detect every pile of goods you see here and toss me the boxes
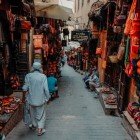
[99,86,117,105]
[100,87,110,93]
[0,97,21,131]
[10,75,20,90]
[104,94,117,105]
[47,61,58,75]
[127,102,140,128]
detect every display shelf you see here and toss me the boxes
[0,104,23,136]
[122,111,140,140]
[96,87,117,115]
[0,92,23,136]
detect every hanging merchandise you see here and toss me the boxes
[131,36,140,54]
[10,74,20,90]
[130,12,140,35]
[117,42,125,60]
[21,20,31,30]
[115,2,128,24]
[102,60,107,69]
[113,26,122,33]
[137,60,140,67]
[125,63,134,77]
[33,35,43,49]
[124,37,134,77]
[136,59,140,75]
[124,0,137,35]
[109,53,118,63]
[40,24,51,35]
[21,33,28,40]
[20,40,27,53]
[96,47,102,55]
[22,2,31,16]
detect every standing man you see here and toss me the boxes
[22,62,50,136]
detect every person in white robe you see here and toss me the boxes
[22,62,50,136]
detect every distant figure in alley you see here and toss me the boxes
[22,62,50,136]
[47,73,59,100]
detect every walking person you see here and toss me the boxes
[22,62,50,136]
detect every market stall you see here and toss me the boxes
[0,0,35,136]
[89,0,140,138]
[33,17,63,77]
[0,95,22,136]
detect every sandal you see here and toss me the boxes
[37,129,46,136]
[29,124,36,130]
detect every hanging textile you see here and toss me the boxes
[124,0,137,35]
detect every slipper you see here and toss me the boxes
[29,124,36,130]
[37,129,46,136]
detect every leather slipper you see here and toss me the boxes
[37,129,46,136]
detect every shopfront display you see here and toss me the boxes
[0,0,35,136]
[34,18,63,77]
[88,0,140,138]
[0,94,23,136]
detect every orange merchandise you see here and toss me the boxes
[33,35,43,48]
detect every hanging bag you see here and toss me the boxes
[109,53,118,63]
[130,12,140,35]
[117,43,125,60]
[21,20,32,30]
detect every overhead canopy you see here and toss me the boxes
[36,4,73,20]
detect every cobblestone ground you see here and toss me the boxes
[6,65,132,140]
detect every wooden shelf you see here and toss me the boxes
[123,111,140,131]
[122,111,140,140]
[0,104,23,136]
[96,87,117,115]
[0,92,23,136]
[101,94,117,109]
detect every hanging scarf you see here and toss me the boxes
[124,0,137,35]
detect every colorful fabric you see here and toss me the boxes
[124,0,137,35]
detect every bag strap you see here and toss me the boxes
[124,37,130,66]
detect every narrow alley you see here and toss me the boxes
[6,65,131,140]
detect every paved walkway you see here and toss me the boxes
[7,65,131,140]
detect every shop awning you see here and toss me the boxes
[36,4,73,20]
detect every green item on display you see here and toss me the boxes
[124,37,130,65]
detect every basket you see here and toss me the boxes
[109,53,118,63]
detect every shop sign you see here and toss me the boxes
[71,30,90,42]
[33,35,43,49]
